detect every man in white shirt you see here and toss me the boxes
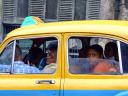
[42,41,57,73]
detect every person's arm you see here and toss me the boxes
[93,61,110,73]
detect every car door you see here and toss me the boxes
[0,34,62,96]
[64,33,128,96]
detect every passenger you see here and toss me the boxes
[14,45,41,73]
[87,44,103,65]
[104,42,119,71]
[41,41,57,73]
[69,57,90,74]
[104,42,118,61]
[23,47,44,67]
[87,44,117,74]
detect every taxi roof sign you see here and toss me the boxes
[21,16,44,27]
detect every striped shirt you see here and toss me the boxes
[0,61,41,74]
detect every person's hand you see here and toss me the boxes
[109,67,117,72]
[27,60,35,66]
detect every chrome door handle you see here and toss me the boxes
[35,80,55,84]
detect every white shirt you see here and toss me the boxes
[42,63,56,73]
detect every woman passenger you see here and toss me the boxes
[87,44,117,74]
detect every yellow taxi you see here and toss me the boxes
[0,16,128,96]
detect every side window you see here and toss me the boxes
[0,42,14,73]
[68,37,120,75]
[13,37,58,74]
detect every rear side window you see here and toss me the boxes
[68,37,120,75]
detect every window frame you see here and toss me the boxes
[117,41,123,74]
[11,40,16,74]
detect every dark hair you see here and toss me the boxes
[88,44,103,57]
[28,47,44,66]
[105,42,117,52]
[105,42,118,61]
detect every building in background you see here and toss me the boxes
[0,0,2,42]
[0,0,128,42]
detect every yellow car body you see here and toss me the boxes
[0,20,128,96]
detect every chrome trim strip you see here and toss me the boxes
[117,41,123,74]
[11,40,16,73]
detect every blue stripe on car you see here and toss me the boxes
[0,90,128,96]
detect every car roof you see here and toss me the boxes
[3,20,128,44]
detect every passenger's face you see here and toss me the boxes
[105,46,113,57]
[87,49,101,59]
[87,49,101,64]
[46,50,57,64]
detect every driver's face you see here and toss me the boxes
[46,50,57,64]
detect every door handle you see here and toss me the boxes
[35,80,55,84]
